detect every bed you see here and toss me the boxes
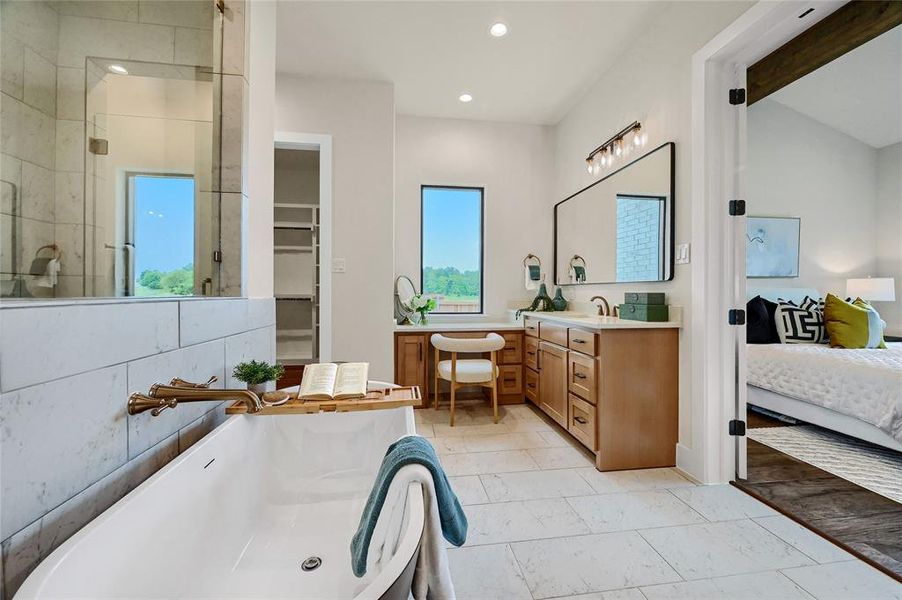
[745,287,902,452]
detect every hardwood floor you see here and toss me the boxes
[735,410,902,581]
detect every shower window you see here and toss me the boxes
[128,175,196,297]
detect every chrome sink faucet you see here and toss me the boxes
[590,295,611,316]
[128,376,263,416]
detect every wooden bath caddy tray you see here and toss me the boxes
[225,386,422,415]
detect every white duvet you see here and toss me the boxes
[747,343,902,442]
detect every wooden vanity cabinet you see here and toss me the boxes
[525,317,679,472]
[393,329,525,407]
[538,341,568,427]
[395,334,428,404]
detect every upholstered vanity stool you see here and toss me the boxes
[430,333,506,426]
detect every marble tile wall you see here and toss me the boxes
[0,0,59,299]
[0,297,275,598]
[1,0,247,299]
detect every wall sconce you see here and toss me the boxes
[585,121,645,175]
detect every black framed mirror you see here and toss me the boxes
[554,142,675,286]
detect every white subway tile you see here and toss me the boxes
[57,16,174,69]
[126,339,225,459]
[22,48,56,117]
[0,96,56,170]
[139,0,213,30]
[56,67,85,121]
[0,301,179,391]
[0,365,128,540]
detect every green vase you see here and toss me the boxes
[552,287,568,311]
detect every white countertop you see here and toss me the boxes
[394,310,680,332]
[395,320,524,332]
[520,311,681,329]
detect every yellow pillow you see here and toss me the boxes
[823,293,886,349]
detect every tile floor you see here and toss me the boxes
[415,402,902,600]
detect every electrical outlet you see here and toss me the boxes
[332,258,346,273]
[675,243,691,265]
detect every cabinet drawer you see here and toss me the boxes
[524,317,540,338]
[524,335,540,371]
[498,365,522,395]
[524,367,539,402]
[539,321,568,346]
[568,351,597,404]
[568,328,598,356]
[568,394,597,451]
[500,332,523,364]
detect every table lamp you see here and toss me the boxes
[846,277,896,302]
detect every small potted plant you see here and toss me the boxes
[232,360,284,395]
[410,294,436,325]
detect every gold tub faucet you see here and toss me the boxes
[128,376,264,416]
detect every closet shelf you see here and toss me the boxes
[276,294,315,300]
[274,202,318,209]
[278,328,313,339]
[275,245,314,253]
[274,221,315,230]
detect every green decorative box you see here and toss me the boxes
[619,303,670,322]
[623,292,666,305]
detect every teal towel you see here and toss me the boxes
[350,435,467,577]
[527,264,541,281]
[572,265,586,282]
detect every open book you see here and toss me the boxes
[297,362,369,401]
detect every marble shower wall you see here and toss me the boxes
[0,1,59,298]
[0,297,275,598]
[0,0,248,298]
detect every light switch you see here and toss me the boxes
[332,258,347,273]
[676,243,690,265]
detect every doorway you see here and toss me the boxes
[694,0,902,582]
[272,132,333,386]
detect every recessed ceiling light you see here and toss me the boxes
[489,22,508,37]
[108,64,128,75]
[459,93,473,103]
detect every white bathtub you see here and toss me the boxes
[16,408,424,599]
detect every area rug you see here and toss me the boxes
[748,425,902,504]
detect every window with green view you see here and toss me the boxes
[421,186,483,313]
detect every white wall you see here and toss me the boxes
[876,141,902,334]
[395,115,555,315]
[552,1,751,479]
[274,76,395,379]
[245,0,276,299]
[748,99,878,296]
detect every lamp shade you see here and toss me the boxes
[846,277,896,301]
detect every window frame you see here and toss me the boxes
[419,185,485,315]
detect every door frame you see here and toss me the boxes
[273,131,333,363]
[689,0,845,484]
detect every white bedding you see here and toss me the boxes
[746,343,902,442]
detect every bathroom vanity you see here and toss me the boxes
[393,313,680,471]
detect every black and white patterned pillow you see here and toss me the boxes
[775,299,826,344]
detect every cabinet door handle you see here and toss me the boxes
[574,416,588,425]
[526,383,535,389]
[572,338,586,344]
[526,351,536,356]
[574,372,587,380]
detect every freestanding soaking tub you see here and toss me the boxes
[16,407,424,599]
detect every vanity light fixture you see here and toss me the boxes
[108,64,129,75]
[489,22,508,37]
[585,121,644,175]
[459,93,473,103]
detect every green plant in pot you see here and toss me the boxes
[233,360,284,395]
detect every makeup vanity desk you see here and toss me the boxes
[393,312,681,471]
